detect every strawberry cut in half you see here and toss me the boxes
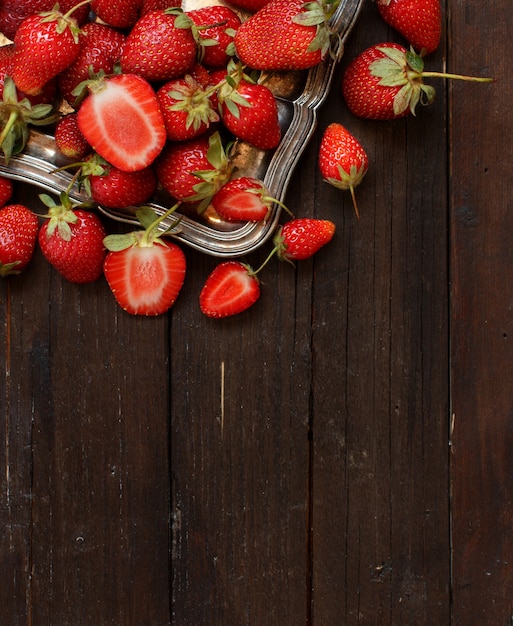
[77,73,167,172]
[199,260,260,319]
[103,205,186,316]
[211,176,278,222]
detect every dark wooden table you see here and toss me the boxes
[1,1,510,624]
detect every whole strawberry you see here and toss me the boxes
[58,21,127,106]
[188,5,241,69]
[80,154,158,209]
[234,0,338,70]
[318,123,368,218]
[120,9,197,83]
[342,43,493,120]
[0,203,39,276]
[274,217,335,262]
[11,2,88,96]
[156,74,219,142]
[54,113,91,160]
[155,131,231,210]
[0,176,13,207]
[376,0,442,55]
[38,192,107,284]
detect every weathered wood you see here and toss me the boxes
[449,1,513,624]
[0,0,510,623]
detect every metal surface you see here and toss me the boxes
[0,0,364,257]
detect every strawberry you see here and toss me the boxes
[156,74,219,142]
[218,66,281,150]
[90,0,141,29]
[58,22,127,106]
[273,217,335,262]
[0,44,57,106]
[54,113,91,160]
[234,0,338,71]
[211,176,282,222]
[224,0,271,11]
[103,206,186,316]
[376,0,442,55]
[155,131,231,210]
[120,9,197,83]
[0,176,14,207]
[318,123,368,218]
[199,260,260,318]
[342,43,493,120]
[0,203,39,276]
[80,154,158,209]
[0,0,55,40]
[141,0,183,13]
[38,192,107,284]
[77,73,167,172]
[10,2,88,96]
[187,5,241,69]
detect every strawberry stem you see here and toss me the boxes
[420,71,494,83]
[61,0,92,21]
[0,110,19,149]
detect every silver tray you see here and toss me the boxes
[0,0,363,257]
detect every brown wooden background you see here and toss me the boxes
[1,0,511,624]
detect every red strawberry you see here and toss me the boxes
[156,74,219,142]
[103,206,186,316]
[54,113,91,160]
[90,0,141,29]
[318,123,368,218]
[10,2,87,96]
[342,43,493,120]
[188,5,241,69]
[224,0,271,11]
[58,22,127,106]
[120,9,197,83]
[273,217,335,262]
[376,0,442,55]
[218,69,281,150]
[77,73,167,172]
[199,260,260,318]
[81,155,157,209]
[0,44,57,106]
[0,203,39,276]
[38,193,107,284]
[155,131,231,209]
[141,0,182,13]
[211,176,279,222]
[234,0,337,70]
[0,176,14,207]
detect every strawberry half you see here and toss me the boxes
[103,206,186,316]
[199,260,260,319]
[211,176,280,222]
[77,73,167,172]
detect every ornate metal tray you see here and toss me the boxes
[0,0,363,257]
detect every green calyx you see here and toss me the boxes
[167,74,220,132]
[0,77,59,163]
[103,204,183,252]
[293,0,343,61]
[371,46,494,117]
[40,0,91,43]
[39,191,80,241]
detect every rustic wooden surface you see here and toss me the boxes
[0,0,509,624]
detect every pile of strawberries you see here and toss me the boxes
[0,0,492,317]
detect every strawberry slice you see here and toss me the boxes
[77,73,167,172]
[199,260,260,318]
[103,206,186,316]
[211,176,273,222]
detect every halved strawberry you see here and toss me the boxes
[103,206,186,316]
[199,260,260,318]
[211,176,277,222]
[77,73,167,172]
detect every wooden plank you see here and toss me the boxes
[449,0,513,622]
[310,2,450,623]
[1,185,172,624]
